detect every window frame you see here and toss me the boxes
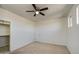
[76,5,79,24]
[68,16,72,28]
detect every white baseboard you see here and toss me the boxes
[10,40,34,52]
[36,40,66,46]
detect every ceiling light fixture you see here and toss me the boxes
[36,11,39,14]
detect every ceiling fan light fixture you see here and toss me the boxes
[36,11,39,14]
[26,4,48,16]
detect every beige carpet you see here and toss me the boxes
[11,42,70,54]
[0,45,9,54]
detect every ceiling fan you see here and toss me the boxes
[26,4,48,16]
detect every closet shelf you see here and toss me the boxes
[0,20,10,25]
[0,35,9,37]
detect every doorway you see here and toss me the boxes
[0,20,10,53]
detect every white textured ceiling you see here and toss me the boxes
[0,4,73,21]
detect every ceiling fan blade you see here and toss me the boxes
[39,12,45,16]
[34,13,36,16]
[32,4,37,10]
[40,7,48,11]
[26,10,34,12]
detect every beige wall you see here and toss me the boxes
[67,5,79,54]
[0,8,35,51]
[35,17,67,45]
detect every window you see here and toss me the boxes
[68,16,72,28]
[76,6,79,24]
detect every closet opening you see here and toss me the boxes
[0,20,10,53]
